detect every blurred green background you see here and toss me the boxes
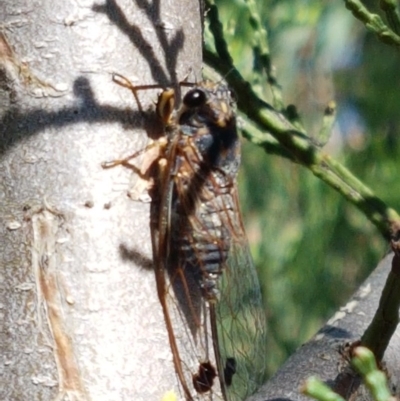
[207,0,400,377]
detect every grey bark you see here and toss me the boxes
[0,1,202,400]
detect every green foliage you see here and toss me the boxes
[302,376,346,401]
[352,347,394,401]
[206,0,400,377]
[302,347,394,401]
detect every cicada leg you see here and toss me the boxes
[102,138,168,201]
[112,73,176,127]
[112,73,167,113]
[112,72,197,126]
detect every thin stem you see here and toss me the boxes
[380,0,400,35]
[243,0,285,112]
[344,0,400,46]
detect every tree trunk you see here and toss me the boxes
[0,1,202,400]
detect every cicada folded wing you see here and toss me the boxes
[151,136,226,401]
[154,182,267,401]
[212,195,268,400]
[153,254,225,400]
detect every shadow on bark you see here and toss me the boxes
[93,0,185,89]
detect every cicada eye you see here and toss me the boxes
[183,89,207,108]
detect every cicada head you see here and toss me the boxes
[178,81,237,132]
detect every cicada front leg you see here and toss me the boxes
[101,138,167,201]
[103,74,175,200]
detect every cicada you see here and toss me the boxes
[104,76,267,401]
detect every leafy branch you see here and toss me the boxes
[344,0,400,45]
[204,0,400,240]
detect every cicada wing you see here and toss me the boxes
[151,145,225,401]
[154,254,226,401]
[153,168,266,401]
[164,276,225,400]
[213,202,268,401]
[156,191,266,401]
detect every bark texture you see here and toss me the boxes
[0,1,202,400]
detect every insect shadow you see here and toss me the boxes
[118,243,153,271]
